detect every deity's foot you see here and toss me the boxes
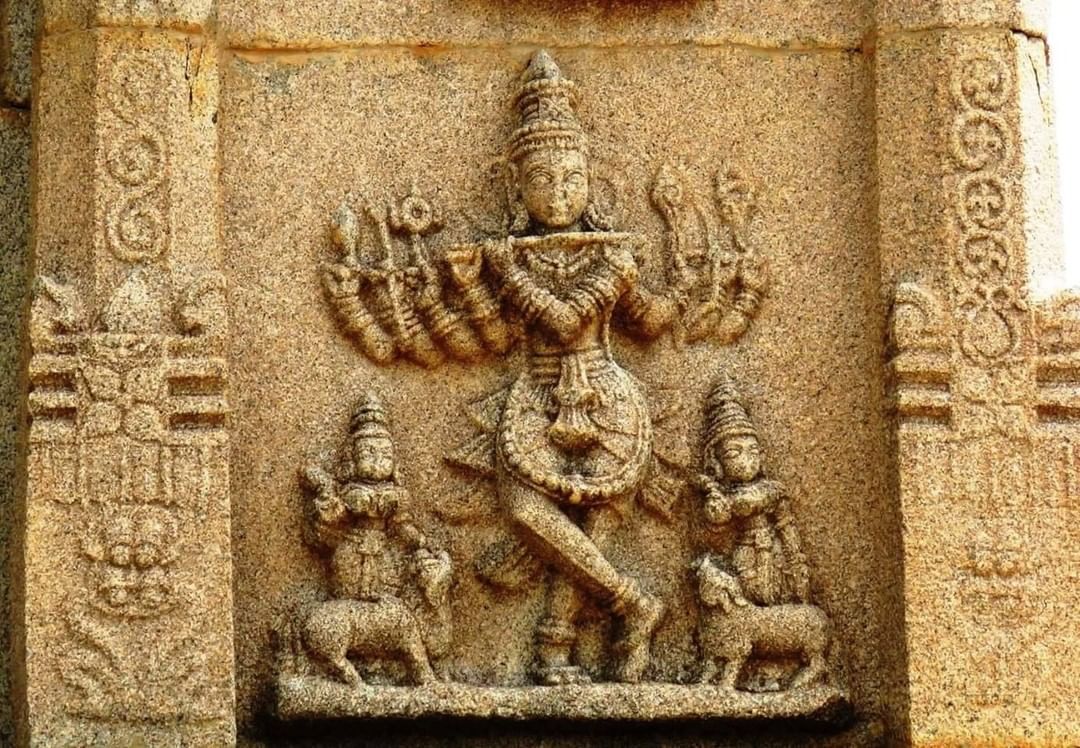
[613,590,665,683]
[537,664,593,686]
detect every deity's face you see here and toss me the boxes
[351,435,395,482]
[518,147,589,230]
[718,435,762,483]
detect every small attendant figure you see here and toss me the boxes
[697,375,809,607]
[295,392,453,687]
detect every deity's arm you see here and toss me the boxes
[445,243,514,354]
[719,245,768,341]
[615,284,676,340]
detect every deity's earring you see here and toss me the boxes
[584,168,616,232]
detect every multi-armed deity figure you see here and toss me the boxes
[322,51,679,685]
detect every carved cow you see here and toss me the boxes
[297,550,452,687]
[694,555,831,691]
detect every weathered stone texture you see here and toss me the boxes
[41,0,213,33]
[876,0,1047,35]
[6,0,1076,746]
[221,40,897,735]
[219,0,872,50]
[877,16,1079,744]
[0,104,30,748]
[1,0,35,106]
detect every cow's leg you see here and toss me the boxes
[790,649,827,689]
[326,654,362,687]
[719,648,749,691]
[402,627,438,685]
[698,658,720,684]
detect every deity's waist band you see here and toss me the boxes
[527,346,609,383]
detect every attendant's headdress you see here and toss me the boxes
[349,391,392,440]
[703,373,759,475]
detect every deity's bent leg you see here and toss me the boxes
[501,473,664,682]
[535,503,626,683]
[499,474,628,604]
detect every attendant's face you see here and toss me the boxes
[718,435,762,483]
[352,436,395,481]
[518,148,589,229]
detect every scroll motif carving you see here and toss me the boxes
[28,270,228,720]
[103,52,171,264]
[949,55,1025,367]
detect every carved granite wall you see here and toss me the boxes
[6,0,1076,745]
[1,0,32,743]
[218,3,898,739]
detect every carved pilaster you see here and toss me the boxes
[21,5,233,745]
[877,2,1078,743]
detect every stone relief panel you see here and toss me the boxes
[223,39,889,731]
[267,50,848,723]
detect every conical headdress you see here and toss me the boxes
[704,373,758,455]
[510,50,586,161]
[349,391,392,440]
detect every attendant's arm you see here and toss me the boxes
[299,464,347,548]
[729,479,783,517]
[698,474,734,526]
[388,490,429,551]
[773,495,810,601]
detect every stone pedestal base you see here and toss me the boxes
[277,676,852,723]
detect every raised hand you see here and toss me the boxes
[445,244,485,287]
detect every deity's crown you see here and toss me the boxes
[349,391,391,440]
[510,50,586,161]
[704,374,758,446]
